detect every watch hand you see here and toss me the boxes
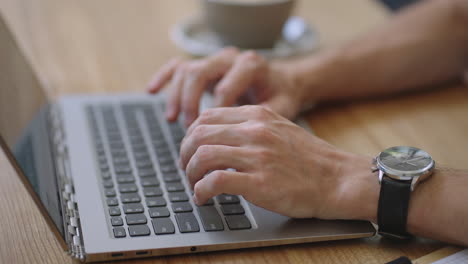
[404,156,425,164]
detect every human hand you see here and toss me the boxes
[179,105,379,220]
[147,48,307,127]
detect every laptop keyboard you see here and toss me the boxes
[86,102,252,238]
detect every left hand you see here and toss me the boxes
[180,105,377,220]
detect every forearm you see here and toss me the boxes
[290,0,468,105]
[407,167,468,246]
[339,154,468,246]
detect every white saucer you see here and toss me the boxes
[170,16,319,58]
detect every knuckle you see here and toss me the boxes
[196,144,213,162]
[245,122,277,143]
[193,181,204,194]
[239,51,264,68]
[192,125,208,144]
[221,46,240,56]
[185,61,205,76]
[198,109,216,124]
[255,148,273,164]
[253,173,269,194]
[210,171,228,188]
[241,50,262,62]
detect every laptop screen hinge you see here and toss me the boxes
[49,104,86,261]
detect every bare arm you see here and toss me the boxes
[291,0,468,105]
[340,155,468,246]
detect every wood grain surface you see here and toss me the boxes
[1,0,466,263]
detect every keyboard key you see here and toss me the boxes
[113,156,130,165]
[157,155,174,165]
[115,166,132,174]
[172,202,193,213]
[166,182,185,192]
[116,174,135,184]
[225,215,251,230]
[168,192,189,202]
[152,140,168,149]
[163,172,181,183]
[143,187,163,197]
[221,204,245,215]
[160,165,177,174]
[111,216,124,226]
[135,160,153,169]
[132,144,148,153]
[134,152,150,160]
[113,227,126,238]
[107,197,119,206]
[146,197,166,207]
[105,188,116,197]
[148,207,170,218]
[175,213,200,233]
[152,218,175,235]
[217,194,240,204]
[197,206,224,231]
[99,163,109,172]
[125,214,148,225]
[156,148,171,156]
[121,193,141,203]
[138,168,156,178]
[141,177,159,187]
[118,183,138,193]
[109,142,125,149]
[101,171,112,180]
[201,198,215,206]
[109,207,121,216]
[123,203,144,214]
[128,225,151,237]
[102,180,114,188]
[111,149,127,157]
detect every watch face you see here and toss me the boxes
[378,146,433,175]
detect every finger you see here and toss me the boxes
[185,105,268,137]
[180,63,209,127]
[147,58,182,94]
[193,170,251,205]
[185,106,249,137]
[165,68,185,121]
[180,49,241,127]
[214,51,266,107]
[180,124,243,169]
[186,145,250,188]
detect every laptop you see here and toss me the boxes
[0,15,375,262]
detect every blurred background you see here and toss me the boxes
[0,0,417,98]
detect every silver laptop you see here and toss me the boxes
[0,16,375,262]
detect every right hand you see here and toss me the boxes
[147,47,307,126]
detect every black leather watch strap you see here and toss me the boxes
[377,175,412,239]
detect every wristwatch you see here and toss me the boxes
[373,146,435,239]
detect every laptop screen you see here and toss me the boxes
[0,15,65,238]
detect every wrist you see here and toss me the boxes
[333,152,379,223]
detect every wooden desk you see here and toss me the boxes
[1,0,466,263]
